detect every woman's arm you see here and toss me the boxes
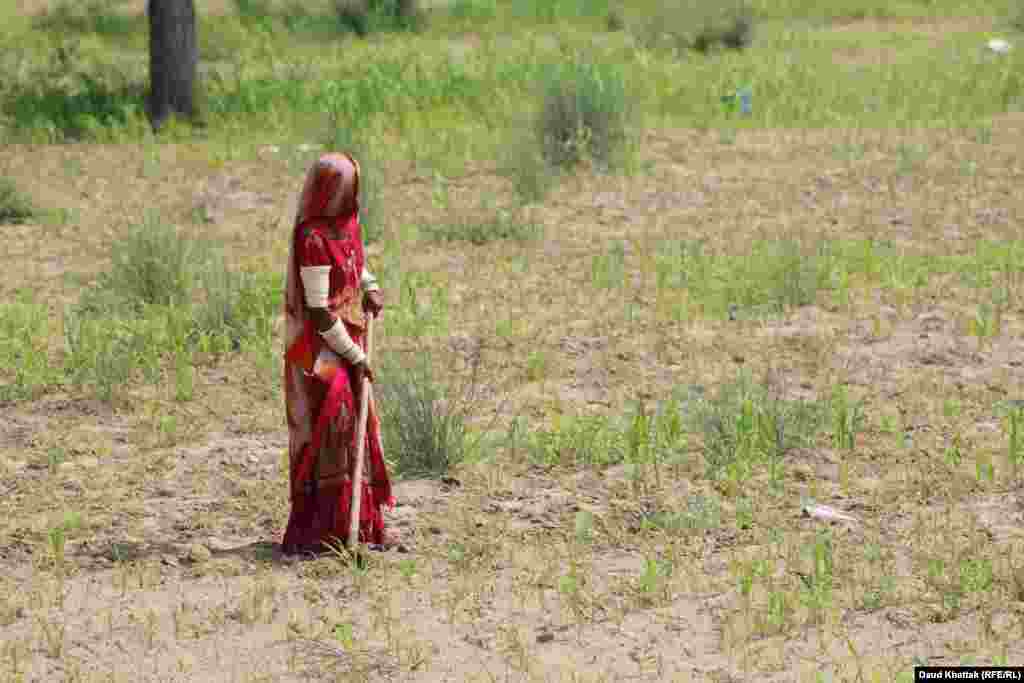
[299,266,366,366]
[298,233,370,374]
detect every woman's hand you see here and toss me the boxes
[363,290,384,316]
[354,358,375,384]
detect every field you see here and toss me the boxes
[3,0,1024,680]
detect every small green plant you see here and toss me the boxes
[501,133,557,204]
[573,510,594,544]
[644,494,721,535]
[48,511,83,575]
[945,431,964,467]
[692,369,825,481]
[47,447,67,474]
[635,557,672,606]
[896,142,928,175]
[0,178,35,224]
[0,294,57,400]
[536,58,630,171]
[591,240,627,289]
[799,529,834,620]
[524,350,550,383]
[829,385,865,451]
[969,302,1002,347]
[970,124,993,145]
[1002,402,1024,467]
[93,210,196,310]
[943,398,962,419]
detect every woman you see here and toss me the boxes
[281,152,395,555]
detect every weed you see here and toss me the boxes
[969,301,1002,348]
[999,401,1024,468]
[591,240,628,289]
[0,293,58,400]
[375,352,481,478]
[500,130,557,204]
[0,177,35,224]
[691,369,825,482]
[93,210,196,310]
[829,385,865,451]
[536,57,630,171]
[798,529,835,621]
[642,493,722,535]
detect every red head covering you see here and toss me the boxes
[294,152,361,226]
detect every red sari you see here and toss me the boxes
[281,153,392,553]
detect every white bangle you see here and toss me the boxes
[360,267,380,293]
[300,266,331,308]
[319,318,366,366]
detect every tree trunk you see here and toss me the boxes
[147,0,197,130]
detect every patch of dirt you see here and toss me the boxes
[194,174,277,224]
[838,308,1024,390]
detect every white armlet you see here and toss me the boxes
[319,318,366,365]
[300,266,332,308]
[360,267,380,292]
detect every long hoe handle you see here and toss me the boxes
[347,314,374,551]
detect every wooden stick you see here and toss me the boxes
[347,314,374,550]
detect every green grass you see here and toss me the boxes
[424,208,542,245]
[4,3,1022,148]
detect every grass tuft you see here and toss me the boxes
[92,210,196,310]
[536,57,630,171]
[690,369,825,484]
[0,177,35,224]
[638,1,755,55]
[376,352,482,478]
[0,293,57,400]
[335,0,424,37]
